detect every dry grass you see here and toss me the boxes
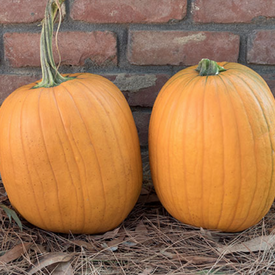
[1,152,275,275]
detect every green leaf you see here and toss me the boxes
[0,204,23,231]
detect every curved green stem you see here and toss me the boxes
[195,58,226,76]
[34,0,74,89]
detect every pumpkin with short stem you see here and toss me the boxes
[0,0,142,234]
[149,59,275,232]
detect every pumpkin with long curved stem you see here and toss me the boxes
[0,0,142,234]
[149,58,275,232]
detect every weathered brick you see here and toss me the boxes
[70,0,187,23]
[247,30,275,65]
[4,32,117,68]
[128,31,240,66]
[0,0,47,24]
[262,74,275,97]
[0,74,39,104]
[105,74,169,107]
[133,112,151,146]
[192,0,275,23]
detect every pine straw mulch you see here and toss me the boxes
[1,155,275,274]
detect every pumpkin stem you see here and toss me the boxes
[34,0,74,88]
[195,58,226,76]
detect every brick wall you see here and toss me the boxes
[1,0,275,148]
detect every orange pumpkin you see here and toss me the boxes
[149,59,275,232]
[0,0,142,234]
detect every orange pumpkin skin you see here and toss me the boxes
[0,73,142,234]
[149,62,275,232]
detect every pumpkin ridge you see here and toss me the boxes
[85,77,143,186]
[211,77,226,230]
[176,77,204,222]
[219,74,258,231]
[216,75,247,231]
[200,77,209,229]
[62,81,108,233]
[87,83,130,220]
[180,79,203,224]
[38,88,67,231]
[21,89,50,230]
[166,87,180,222]
[234,67,275,111]
[151,71,197,108]
[75,79,129,227]
[228,73,275,230]
[23,90,51,229]
[52,86,86,232]
[6,90,46,227]
[168,76,203,223]
[75,78,142,228]
[154,76,197,222]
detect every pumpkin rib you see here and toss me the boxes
[217,74,252,231]
[221,73,260,231]
[22,89,50,231]
[156,76,198,223]
[33,89,64,230]
[161,75,203,224]
[89,77,140,145]
[4,95,23,207]
[206,76,225,231]
[206,76,226,230]
[62,83,110,232]
[205,76,229,230]
[3,88,56,231]
[38,88,69,232]
[225,64,271,91]
[90,79,143,230]
[62,81,109,233]
[166,88,181,223]
[90,76,142,162]
[237,68,275,124]
[52,86,87,233]
[156,79,183,221]
[150,79,182,219]
[88,82,130,219]
[23,89,53,230]
[75,79,128,229]
[90,77,143,189]
[228,72,273,231]
[182,78,208,226]
[225,64,274,106]
[81,78,143,228]
[150,71,197,111]
[200,76,209,229]
[4,89,44,226]
[229,72,275,230]
[72,78,137,231]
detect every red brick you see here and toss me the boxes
[247,30,275,65]
[262,74,275,97]
[128,31,240,66]
[105,74,169,107]
[192,0,275,23]
[133,112,151,146]
[4,32,117,68]
[0,0,47,24]
[0,74,39,104]
[71,0,186,23]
